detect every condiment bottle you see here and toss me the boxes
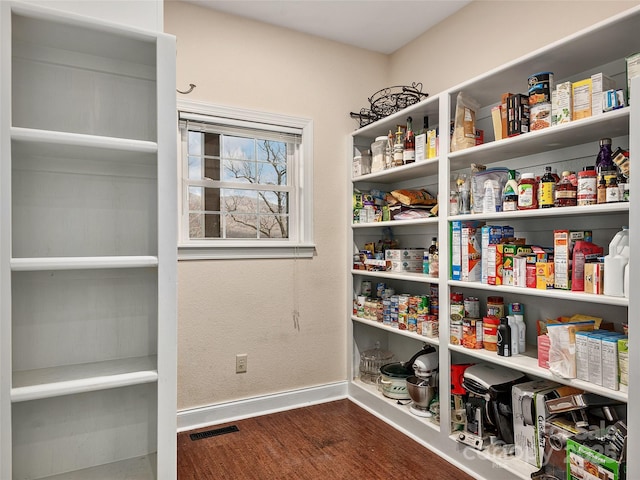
[502,169,519,211]
[577,166,597,206]
[539,166,556,208]
[428,238,439,276]
[403,116,415,164]
[555,171,577,207]
[606,177,620,203]
[517,173,538,210]
[597,176,607,204]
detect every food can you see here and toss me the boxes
[462,317,483,349]
[483,316,501,351]
[356,296,366,317]
[464,297,480,319]
[530,102,552,131]
[361,281,372,297]
[450,320,463,346]
[528,72,553,105]
[408,314,418,332]
[375,282,386,298]
[424,315,439,338]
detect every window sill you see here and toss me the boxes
[177,243,316,260]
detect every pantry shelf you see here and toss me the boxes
[11,356,158,403]
[447,433,538,480]
[448,344,628,403]
[37,454,157,480]
[352,316,439,347]
[447,280,629,307]
[448,107,629,170]
[10,256,159,271]
[448,201,629,222]
[350,379,440,433]
[352,217,438,229]
[352,270,439,284]
[352,157,440,183]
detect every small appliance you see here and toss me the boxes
[406,346,438,417]
[457,363,526,450]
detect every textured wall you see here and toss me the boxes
[165,0,389,410]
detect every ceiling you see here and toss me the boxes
[184,0,472,54]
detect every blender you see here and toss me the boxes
[405,345,438,417]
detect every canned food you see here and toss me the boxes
[464,297,480,319]
[528,72,553,105]
[450,321,463,346]
[361,281,372,297]
[462,317,483,349]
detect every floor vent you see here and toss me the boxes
[190,425,239,441]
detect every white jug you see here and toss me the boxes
[603,227,629,297]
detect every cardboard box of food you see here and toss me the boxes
[552,81,572,125]
[591,73,616,116]
[572,78,592,120]
[584,262,604,294]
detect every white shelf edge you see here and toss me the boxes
[10,256,159,271]
[11,126,158,153]
[350,379,440,433]
[447,280,629,307]
[36,454,157,480]
[352,157,440,183]
[352,316,439,347]
[448,202,629,222]
[11,356,158,403]
[353,217,438,229]
[447,433,538,480]
[448,107,630,161]
[448,344,628,403]
[352,269,438,284]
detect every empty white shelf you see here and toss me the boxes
[38,454,157,480]
[12,355,158,402]
[11,256,159,271]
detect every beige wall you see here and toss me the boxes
[390,1,640,95]
[165,0,389,411]
[167,0,640,412]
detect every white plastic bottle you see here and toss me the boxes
[604,227,629,297]
[507,315,519,355]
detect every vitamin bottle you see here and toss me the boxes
[555,171,577,207]
[517,173,538,210]
[539,166,556,208]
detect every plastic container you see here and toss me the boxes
[603,227,629,297]
[483,316,501,351]
[517,173,538,209]
[371,136,388,173]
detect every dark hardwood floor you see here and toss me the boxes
[177,398,474,479]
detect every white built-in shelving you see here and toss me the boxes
[0,2,176,479]
[348,5,640,479]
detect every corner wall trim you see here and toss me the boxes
[177,381,349,433]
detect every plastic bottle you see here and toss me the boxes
[502,170,519,211]
[555,171,577,207]
[517,173,538,210]
[497,317,511,357]
[509,303,526,353]
[539,166,556,208]
[507,316,519,355]
[603,227,629,297]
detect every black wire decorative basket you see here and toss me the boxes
[350,83,429,128]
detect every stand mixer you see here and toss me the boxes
[405,346,438,417]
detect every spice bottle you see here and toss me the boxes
[597,176,607,204]
[502,169,519,211]
[539,166,556,208]
[555,171,577,207]
[517,173,538,210]
[577,166,597,206]
[606,177,620,203]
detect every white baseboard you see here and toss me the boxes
[177,381,349,433]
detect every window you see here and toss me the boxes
[177,100,314,259]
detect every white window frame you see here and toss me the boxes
[177,99,315,260]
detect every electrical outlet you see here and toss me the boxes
[236,354,248,373]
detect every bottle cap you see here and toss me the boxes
[562,171,571,177]
[600,138,612,145]
[521,173,535,179]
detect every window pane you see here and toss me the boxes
[222,159,256,183]
[223,189,257,214]
[257,140,287,164]
[256,160,286,185]
[223,213,258,238]
[259,191,288,214]
[188,131,202,155]
[259,215,288,238]
[189,213,221,239]
[223,136,255,160]
[188,186,203,211]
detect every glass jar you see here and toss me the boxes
[577,166,597,206]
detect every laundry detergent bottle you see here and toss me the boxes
[603,227,629,297]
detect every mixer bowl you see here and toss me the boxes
[406,375,436,409]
